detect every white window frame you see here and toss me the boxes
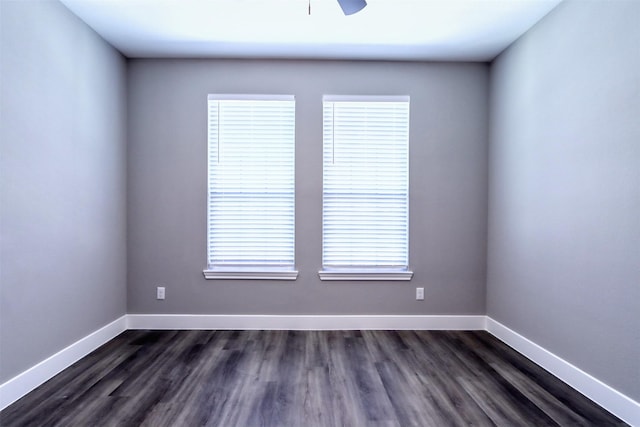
[319,95,413,281]
[203,94,298,280]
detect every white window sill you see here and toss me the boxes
[318,269,413,281]
[203,269,298,280]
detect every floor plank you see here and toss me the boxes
[0,330,628,427]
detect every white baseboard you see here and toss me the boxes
[3,314,637,427]
[486,317,639,427]
[0,315,127,411]
[126,314,487,331]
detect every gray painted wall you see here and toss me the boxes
[127,60,489,315]
[487,0,640,401]
[0,0,127,382]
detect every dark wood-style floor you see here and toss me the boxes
[1,330,626,426]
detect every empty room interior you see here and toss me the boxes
[1,0,638,425]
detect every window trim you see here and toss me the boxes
[203,94,297,280]
[203,268,298,280]
[318,268,413,281]
[319,95,412,281]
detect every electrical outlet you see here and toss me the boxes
[156,286,165,300]
[416,287,424,301]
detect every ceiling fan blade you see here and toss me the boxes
[337,0,367,16]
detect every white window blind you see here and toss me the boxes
[321,95,412,280]
[204,94,297,280]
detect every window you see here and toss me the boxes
[204,95,297,280]
[320,95,412,280]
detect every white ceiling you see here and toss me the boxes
[60,0,562,61]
